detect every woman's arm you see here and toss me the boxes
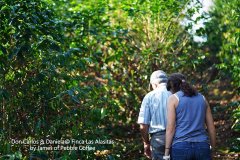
[205,100,216,148]
[164,95,178,156]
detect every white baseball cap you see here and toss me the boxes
[150,70,168,84]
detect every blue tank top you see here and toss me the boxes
[173,91,209,145]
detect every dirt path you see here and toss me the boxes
[204,80,239,160]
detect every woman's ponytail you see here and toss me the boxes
[167,73,197,96]
[180,80,197,97]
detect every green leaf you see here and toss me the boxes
[101,108,107,119]
[0,5,10,11]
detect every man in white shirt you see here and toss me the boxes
[138,70,171,160]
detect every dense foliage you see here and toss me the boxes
[198,0,240,149]
[0,0,239,159]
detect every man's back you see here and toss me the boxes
[138,84,171,133]
[137,70,170,160]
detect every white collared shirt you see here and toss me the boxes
[137,83,171,133]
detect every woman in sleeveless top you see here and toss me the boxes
[163,73,216,160]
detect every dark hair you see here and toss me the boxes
[167,73,197,97]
